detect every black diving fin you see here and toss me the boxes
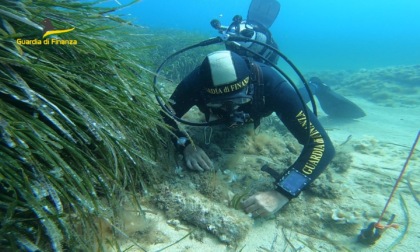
[310,77,366,119]
[247,0,280,28]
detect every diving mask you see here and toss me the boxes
[206,96,252,109]
[206,99,252,128]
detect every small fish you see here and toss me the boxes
[340,134,352,146]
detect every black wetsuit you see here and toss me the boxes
[164,62,335,199]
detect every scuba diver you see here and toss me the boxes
[161,50,335,216]
[211,0,366,119]
[156,0,362,217]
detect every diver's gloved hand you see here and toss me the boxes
[242,190,289,217]
[183,144,214,172]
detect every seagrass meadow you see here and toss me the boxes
[0,0,178,250]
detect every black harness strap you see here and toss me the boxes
[249,61,265,128]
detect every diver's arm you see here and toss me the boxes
[277,110,335,198]
[161,68,201,150]
[273,86,335,199]
[242,67,334,217]
[160,68,214,171]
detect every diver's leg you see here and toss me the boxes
[298,80,319,104]
[308,77,366,119]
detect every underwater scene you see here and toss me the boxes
[0,0,419,251]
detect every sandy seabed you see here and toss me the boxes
[113,65,419,252]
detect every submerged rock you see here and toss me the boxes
[155,187,252,244]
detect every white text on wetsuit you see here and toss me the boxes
[206,77,249,95]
